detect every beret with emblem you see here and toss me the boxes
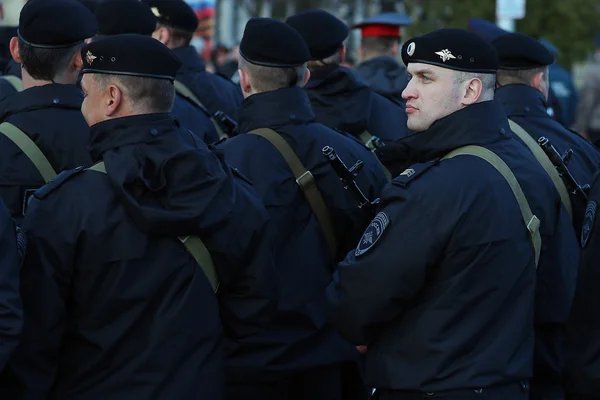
[96,0,157,36]
[402,28,499,74]
[18,0,98,49]
[142,0,199,34]
[492,33,554,70]
[240,18,311,67]
[81,33,181,80]
[286,10,349,60]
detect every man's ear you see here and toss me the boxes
[340,45,346,63]
[239,69,252,98]
[300,68,311,87]
[73,50,83,72]
[106,84,123,117]
[462,78,483,106]
[391,41,399,57]
[9,37,20,63]
[153,26,171,46]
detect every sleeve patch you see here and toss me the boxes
[355,212,390,257]
[582,200,597,248]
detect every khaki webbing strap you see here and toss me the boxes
[249,128,338,259]
[86,162,220,292]
[173,80,228,140]
[442,145,542,267]
[0,122,56,183]
[0,75,22,92]
[358,131,392,181]
[508,119,573,221]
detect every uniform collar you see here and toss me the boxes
[88,113,177,163]
[0,83,83,119]
[237,86,316,133]
[495,84,550,119]
[172,45,207,73]
[396,100,510,165]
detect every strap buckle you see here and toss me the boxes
[527,215,541,234]
[296,170,315,189]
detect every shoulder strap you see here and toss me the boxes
[358,130,392,181]
[0,75,22,92]
[442,145,542,267]
[508,119,573,221]
[86,161,220,292]
[249,128,338,259]
[173,80,228,140]
[0,122,56,183]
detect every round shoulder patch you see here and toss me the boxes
[581,200,597,248]
[355,212,390,257]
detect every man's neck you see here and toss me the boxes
[21,69,73,90]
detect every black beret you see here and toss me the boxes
[96,0,157,36]
[240,18,310,67]
[492,33,554,70]
[286,10,349,61]
[142,0,199,33]
[18,0,98,49]
[81,33,181,80]
[402,28,499,74]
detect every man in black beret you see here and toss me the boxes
[0,0,97,223]
[492,33,600,400]
[218,17,388,400]
[0,33,276,399]
[326,28,579,400]
[286,9,409,150]
[144,0,243,134]
[92,0,220,144]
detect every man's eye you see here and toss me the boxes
[423,76,432,83]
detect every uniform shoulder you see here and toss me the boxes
[33,165,105,201]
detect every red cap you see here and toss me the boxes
[360,24,401,38]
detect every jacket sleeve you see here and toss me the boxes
[8,197,75,396]
[325,181,450,345]
[0,200,22,371]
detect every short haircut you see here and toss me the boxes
[496,66,548,87]
[18,38,82,81]
[307,51,342,70]
[159,24,193,47]
[453,71,497,101]
[360,36,398,57]
[238,55,307,93]
[92,73,176,113]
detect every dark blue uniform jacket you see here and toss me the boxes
[0,60,21,102]
[172,94,220,144]
[326,100,579,392]
[173,46,243,122]
[305,65,409,143]
[219,86,389,382]
[0,84,91,223]
[0,113,275,399]
[565,171,600,397]
[0,197,22,371]
[496,84,600,233]
[355,56,407,107]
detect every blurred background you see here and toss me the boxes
[0,0,598,86]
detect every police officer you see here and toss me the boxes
[286,10,409,146]
[0,197,22,371]
[144,0,243,126]
[493,32,600,237]
[93,0,219,144]
[218,17,388,400]
[326,28,580,400]
[0,0,97,224]
[352,12,412,106]
[565,176,600,400]
[0,33,275,398]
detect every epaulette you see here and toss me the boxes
[229,165,254,186]
[392,159,438,187]
[34,166,84,200]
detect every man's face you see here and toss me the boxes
[80,74,107,127]
[402,63,464,132]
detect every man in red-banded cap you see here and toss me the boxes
[352,12,412,106]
